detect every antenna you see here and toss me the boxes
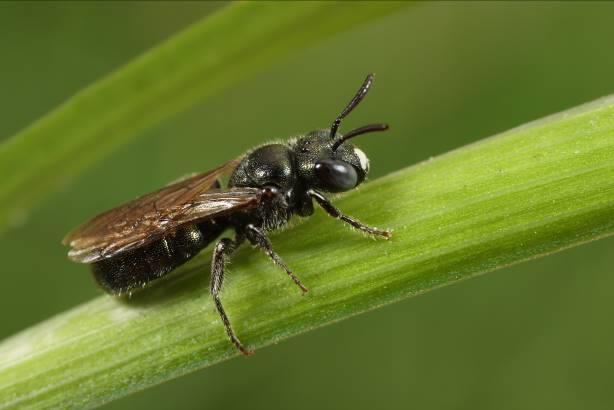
[329,73,375,140]
[332,123,389,151]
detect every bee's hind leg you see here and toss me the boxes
[210,236,253,356]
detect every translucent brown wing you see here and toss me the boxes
[64,158,262,264]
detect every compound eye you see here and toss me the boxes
[314,159,358,192]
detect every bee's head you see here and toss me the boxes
[293,74,388,193]
[294,125,385,192]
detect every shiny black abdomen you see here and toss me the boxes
[91,221,225,295]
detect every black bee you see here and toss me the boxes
[63,74,390,355]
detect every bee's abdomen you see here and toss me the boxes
[91,222,224,295]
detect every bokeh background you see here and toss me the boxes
[2,2,614,409]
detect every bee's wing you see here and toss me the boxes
[63,158,261,263]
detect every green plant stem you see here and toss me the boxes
[1,96,614,409]
[0,1,407,233]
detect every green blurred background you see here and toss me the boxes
[2,2,614,409]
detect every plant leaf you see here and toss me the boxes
[1,95,614,409]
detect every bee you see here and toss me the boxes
[63,74,391,355]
